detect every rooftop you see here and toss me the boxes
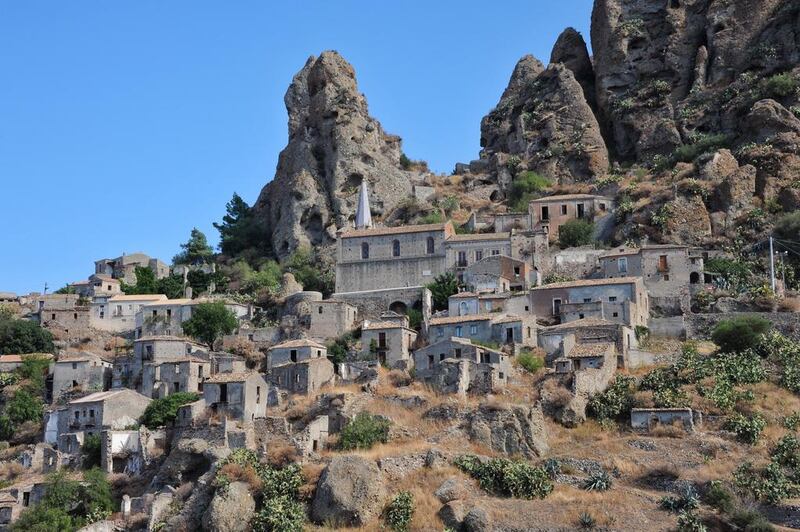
[531,277,641,290]
[541,318,619,331]
[108,294,168,302]
[568,342,615,358]
[340,222,452,239]
[429,314,494,326]
[270,339,327,350]
[447,232,510,242]
[450,292,478,299]
[70,389,145,404]
[206,371,260,383]
[529,194,612,203]
[362,320,415,331]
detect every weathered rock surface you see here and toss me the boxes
[311,455,387,526]
[465,403,549,458]
[202,481,256,532]
[480,61,609,184]
[253,51,414,259]
[550,27,596,110]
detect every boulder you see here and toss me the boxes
[463,507,493,532]
[202,481,256,532]
[438,500,469,530]
[311,455,386,526]
[465,403,548,458]
[435,477,473,503]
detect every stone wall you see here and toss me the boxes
[332,286,428,321]
[687,312,800,341]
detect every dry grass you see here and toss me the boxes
[217,462,263,491]
[266,442,299,467]
[778,297,800,312]
[394,466,464,532]
[299,462,325,501]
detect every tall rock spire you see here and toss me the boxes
[355,180,373,229]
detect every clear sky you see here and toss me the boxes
[0,1,593,294]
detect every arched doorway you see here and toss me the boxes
[389,301,407,314]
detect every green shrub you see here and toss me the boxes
[729,509,775,531]
[724,413,766,445]
[426,272,460,312]
[734,461,800,504]
[558,219,595,248]
[0,320,54,356]
[453,455,553,499]
[6,389,43,425]
[338,412,391,451]
[542,272,574,285]
[420,211,445,224]
[771,434,800,469]
[516,352,544,374]
[673,133,732,163]
[711,316,771,353]
[141,392,200,429]
[784,412,800,431]
[251,495,305,532]
[677,510,707,532]
[578,512,596,529]
[763,72,799,98]
[508,172,551,212]
[82,433,102,469]
[587,375,635,421]
[703,480,734,514]
[660,485,699,513]
[384,491,414,532]
[583,470,612,491]
[181,301,238,350]
[0,416,13,441]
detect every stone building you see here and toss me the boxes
[537,318,638,368]
[99,427,163,474]
[126,336,206,389]
[52,389,152,446]
[36,294,91,340]
[51,351,112,402]
[599,244,705,313]
[360,318,418,368]
[413,337,511,394]
[528,194,614,241]
[70,274,121,298]
[448,291,531,317]
[141,356,210,398]
[335,222,454,293]
[428,313,537,348]
[463,255,531,292]
[446,233,513,279]
[529,277,649,328]
[268,339,328,368]
[94,253,169,284]
[309,300,358,340]
[203,371,269,421]
[269,358,335,396]
[91,294,168,333]
[136,297,255,338]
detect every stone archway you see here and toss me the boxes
[389,301,408,314]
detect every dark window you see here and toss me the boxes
[560,204,567,215]
[166,309,171,319]
[361,242,369,259]
[318,306,323,314]
[612,312,619,317]
[457,251,467,267]
[290,350,297,362]
[378,332,387,348]
[219,383,228,402]
[392,239,400,257]
[609,296,617,302]
[439,353,445,361]
[454,348,462,358]
[475,250,483,262]
[577,204,585,218]
[583,298,592,303]
[426,237,435,254]
[428,354,434,368]
[541,206,549,221]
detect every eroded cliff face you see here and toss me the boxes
[253,51,413,259]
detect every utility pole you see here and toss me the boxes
[769,236,776,293]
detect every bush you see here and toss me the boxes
[583,470,612,491]
[16,354,52,392]
[660,485,699,513]
[6,389,43,426]
[587,375,635,421]
[181,301,238,350]
[508,171,551,212]
[763,72,799,98]
[578,512,596,529]
[673,133,732,163]
[283,247,335,297]
[711,316,771,353]
[338,412,391,451]
[729,509,775,531]
[0,320,54,355]
[724,413,766,445]
[703,480,734,514]
[141,392,199,429]
[734,461,800,504]
[558,219,595,248]
[82,433,102,469]
[516,352,544,374]
[251,495,305,532]
[426,272,460,312]
[384,491,414,532]
[453,455,553,499]
[677,510,707,532]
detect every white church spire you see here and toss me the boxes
[355,179,373,229]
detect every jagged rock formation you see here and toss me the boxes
[311,455,387,526]
[550,27,597,110]
[465,403,549,458]
[480,59,610,184]
[203,481,256,532]
[253,51,414,259]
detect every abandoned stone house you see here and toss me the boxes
[428,313,536,348]
[126,336,206,390]
[413,337,511,394]
[599,244,705,312]
[538,318,638,368]
[48,389,152,449]
[462,254,531,292]
[0,483,47,527]
[554,341,616,373]
[631,408,696,432]
[51,351,112,402]
[268,358,335,396]
[528,194,614,241]
[308,299,358,340]
[136,297,255,337]
[94,253,169,285]
[202,371,269,421]
[91,294,168,333]
[99,427,164,475]
[360,318,418,368]
[36,294,91,340]
[209,351,248,374]
[268,339,328,368]
[222,325,281,352]
[141,356,210,398]
[529,277,649,328]
[0,354,53,373]
[447,232,513,277]
[70,274,121,298]
[448,291,531,317]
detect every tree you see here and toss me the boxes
[173,227,214,265]
[82,433,102,469]
[121,266,185,298]
[426,272,460,311]
[508,171,551,212]
[774,211,800,241]
[0,305,16,322]
[0,320,54,355]
[7,389,43,425]
[558,219,595,248]
[141,392,200,429]
[283,247,335,297]
[17,354,55,392]
[712,316,772,353]
[214,193,265,259]
[181,302,237,349]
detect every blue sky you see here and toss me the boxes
[0,1,592,294]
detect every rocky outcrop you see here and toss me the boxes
[480,60,609,184]
[203,481,256,532]
[253,51,414,259]
[465,403,548,458]
[311,455,387,526]
[550,27,596,110]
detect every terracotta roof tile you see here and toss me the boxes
[568,342,615,358]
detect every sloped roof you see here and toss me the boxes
[70,389,148,404]
[270,339,327,350]
[107,294,168,302]
[206,371,260,383]
[531,277,640,290]
[568,342,615,358]
[447,232,510,242]
[429,314,494,326]
[340,222,451,239]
